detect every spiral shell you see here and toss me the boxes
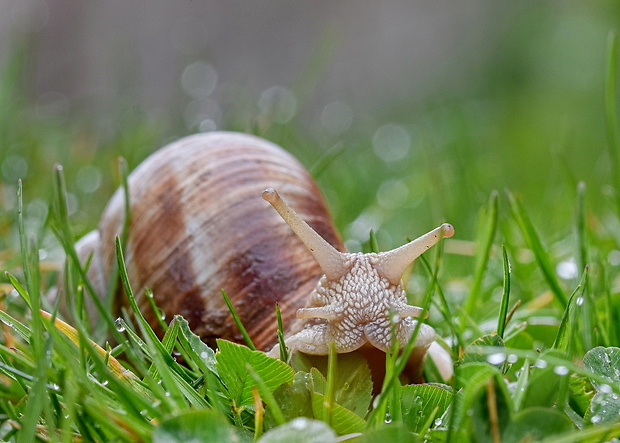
[77,131,343,350]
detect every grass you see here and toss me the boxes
[2,24,620,443]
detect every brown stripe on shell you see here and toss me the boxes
[96,132,343,351]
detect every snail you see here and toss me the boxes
[71,131,454,382]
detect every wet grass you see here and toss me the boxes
[1,25,620,443]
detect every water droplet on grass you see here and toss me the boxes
[114,318,126,332]
[487,353,506,365]
[534,359,548,368]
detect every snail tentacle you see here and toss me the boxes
[374,223,454,285]
[262,188,349,281]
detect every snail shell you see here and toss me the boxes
[75,131,343,349]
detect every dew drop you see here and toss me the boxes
[534,359,548,369]
[487,353,506,365]
[553,366,569,375]
[114,318,126,332]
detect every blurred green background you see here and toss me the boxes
[1,1,620,323]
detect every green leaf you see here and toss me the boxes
[452,362,513,435]
[310,392,366,435]
[153,410,242,443]
[583,346,620,390]
[587,390,620,425]
[521,350,572,409]
[258,418,337,443]
[290,351,373,417]
[583,346,620,425]
[215,339,294,407]
[266,372,314,429]
[502,407,573,442]
[567,374,594,418]
[400,383,452,433]
[176,315,217,374]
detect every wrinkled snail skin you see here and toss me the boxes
[71,131,454,381]
[262,188,454,379]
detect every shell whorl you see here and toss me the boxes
[90,131,343,349]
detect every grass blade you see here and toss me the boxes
[496,244,511,339]
[507,190,568,308]
[39,310,139,384]
[114,236,188,377]
[552,268,587,353]
[575,182,588,272]
[323,341,337,427]
[275,304,288,362]
[4,272,30,310]
[605,31,620,215]
[465,190,499,315]
[52,165,117,337]
[513,359,529,412]
[574,182,593,350]
[369,229,379,253]
[221,289,256,351]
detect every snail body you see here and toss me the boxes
[73,131,453,379]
